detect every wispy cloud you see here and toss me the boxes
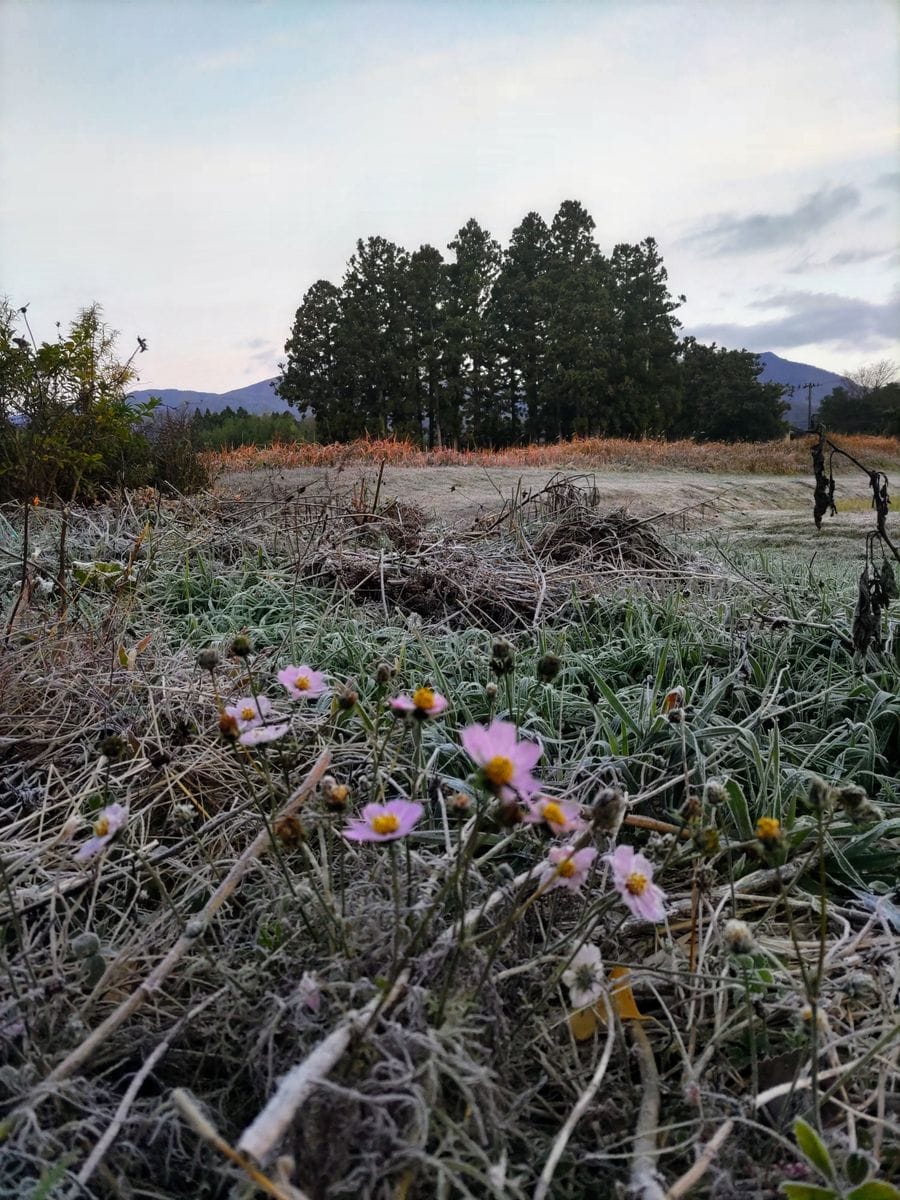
[787,246,891,273]
[875,171,900,190]
[684,184,860,256]
[689,288,900,352]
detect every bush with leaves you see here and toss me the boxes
[0,301,158,501]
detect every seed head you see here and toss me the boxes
[98,734,127,762]
[196,648,220,671]
[71,931,101,959]
[274,814,305,848]
[485,682,499,700]
[336,686,359,711]
[450,791,472,813]
[722,918,754,954]
[218,712,239,742]
[704,779,728,806]
[806,776,834,814]
[374,662,394,685]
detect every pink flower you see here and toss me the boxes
[540,845,598,894]
[75,803,128,860]
[225,695,273,732]
[239,722,291,747]
[460,719,542,801]
[524,796,586,836]
[390,686,449,719]
[605,844,667,922]
[277,665,328,700]
[344,799,423,843]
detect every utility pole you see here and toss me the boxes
[800,381,822,429]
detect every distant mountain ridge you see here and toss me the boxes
[129,377,288,416]
[131,351,847,426]
[756,352,847,426]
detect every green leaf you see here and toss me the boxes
[846,1184,900,1200]
[779,1185,837,1200]
[793,1118,835,1182]
[725,778,754,840]
[844,1151,874,1187]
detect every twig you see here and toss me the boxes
[173,1088,311,1200]
[533,991,617,1200]
[628,1021,666,1200]
[237,971,409,1164]
[664,1120,733,1200]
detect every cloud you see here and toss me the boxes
[688,288,900,352]
[875,171,900,189]
[242,336,272,350]
[787,246,891,273]
[684,184,861,256]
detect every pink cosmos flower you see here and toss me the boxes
[524,796,586,836]
[239,722,291,747]
[389,686,449,719]
[75,803,128,861]
[460,719,542,801]
[540,845,598,894]
[225,695,273,732]
[277,665,328,700]
[605,844,667,922]
[344,799,423,843]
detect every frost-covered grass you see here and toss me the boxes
[1,483,899,1199]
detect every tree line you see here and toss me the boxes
[277,199,788,445]
[191,407,311,450]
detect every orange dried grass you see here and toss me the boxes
[204,433,900,476]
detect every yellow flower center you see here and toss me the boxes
[240,705,256,721]
[412,686,435,710]
[557,857,577,878]
[371,813,400,835]
[94,816,110,837]
[294,675,311,691]
[541,801,566,827]
[756,816,781,841]
[483,755,514,787]
[625,871,648,896]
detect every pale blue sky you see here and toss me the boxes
[1,0,898,392]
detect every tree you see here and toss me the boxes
[674,339,788,442]
[444,219,501,446]
[0,301,156,500]
[607,237,683,435]
[540,201,613,439]
[405,244,447,448]
[489,211,551,442]
[843,358,898,399]
[819,382,900,435]
[277,280,349,441]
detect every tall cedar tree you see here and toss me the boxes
[444,219,501,447]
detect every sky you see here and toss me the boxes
[1,0,898,394]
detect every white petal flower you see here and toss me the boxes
[562,943,604,1010]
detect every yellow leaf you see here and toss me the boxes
[117,645,130,668]
[569,1006,599,1041]
[597,966,647,1023]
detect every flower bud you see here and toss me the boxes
[218,712,239,742]
[374,662,394,685]
[230,634,252,658]
[196,648,220,671]
[490,639,515,677]
[806,776,833,813]
[536,652,561,683]
[450,791,472,813]
[98,733,127,762]
[485,682,499,700]
[71,931,101,959]
[336,686,359,711]
[591,787,625,833]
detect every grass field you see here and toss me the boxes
[2,460,899,1199]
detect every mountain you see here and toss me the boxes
[131,351,847,428]
[756,352,847,426]
[129,376,292,416]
